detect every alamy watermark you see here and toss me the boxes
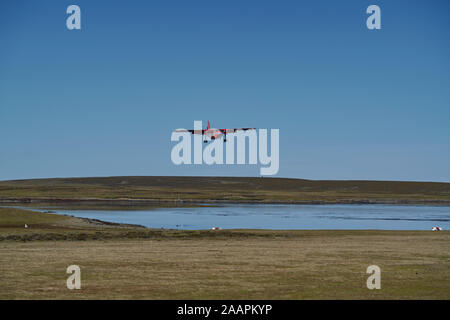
[366,5,381,30]
[66,5,81,30]
[366,265,381,289]
[170,121,279,176]
[66,265,81,290]
[65,4,380,31]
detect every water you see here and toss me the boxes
[40,204,450,230]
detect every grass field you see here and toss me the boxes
[1,176,450,204]
[0,207,449,299]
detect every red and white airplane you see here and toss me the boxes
[176,121,255,142]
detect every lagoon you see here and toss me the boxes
[36,204,450,230]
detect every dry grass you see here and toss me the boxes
[0,231,448,299]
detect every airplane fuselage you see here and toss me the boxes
[204,129,223,140]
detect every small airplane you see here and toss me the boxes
[176,121,255,143]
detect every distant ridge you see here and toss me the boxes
[0,176,449,205]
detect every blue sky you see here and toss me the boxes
[0,0,449,181]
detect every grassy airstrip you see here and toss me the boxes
[0,207,449,299]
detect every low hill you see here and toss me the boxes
[0,176,449,204]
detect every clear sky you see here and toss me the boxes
[1,0,449,181]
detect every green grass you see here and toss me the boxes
[0,207,67,226]
[0,207,145,240]
[1,176,449,204]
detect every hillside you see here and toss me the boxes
[0,176,449,204]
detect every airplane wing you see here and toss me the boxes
[219,128,256,133]
[175,127,255,134]
[175,129,206,135]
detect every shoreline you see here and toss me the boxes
[0,206,447,243]
[2,197,450,206]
